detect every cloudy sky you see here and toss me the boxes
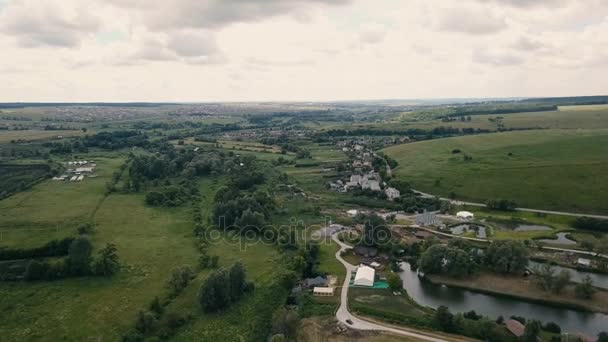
[1,0,607,102]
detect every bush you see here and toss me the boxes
[543,322,561,334]
[0,237,74,261]
[573,217,608,232]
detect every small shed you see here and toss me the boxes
[313,287,334,297]
[305,276,328,288]
[577,258,591,267]
[505,319,525,338]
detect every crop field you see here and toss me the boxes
[0,130,85,143]
[383,129,608,214]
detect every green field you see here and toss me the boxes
[383,129,608,214]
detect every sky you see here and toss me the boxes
[0,0,607,102]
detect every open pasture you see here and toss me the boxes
[383,129,608,214]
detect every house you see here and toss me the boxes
[354,145,364,151]
[350,175,362,184]
[385,187,400,201]
[305,276,328,288]
[505,319,525,338]
[354,265,375,287]
[416,212,441,227]
[347,209,359,217]
[456,211,474,220]
[361,180,380,191]
[578,258,591,267]
[313,287,334,296]
[370,261,381,269]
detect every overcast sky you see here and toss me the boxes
[1,0,607,102]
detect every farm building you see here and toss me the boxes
[354,265,375,287]
[75,167,94,173]
[76,175,84,182]
[416,212,440,227]
[457,211,474,220]
[313,287,334,296]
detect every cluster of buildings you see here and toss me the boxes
[52,160,97,182]
[328,172,401,201]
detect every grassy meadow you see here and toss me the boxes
[383,129,608,214]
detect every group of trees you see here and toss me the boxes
[533,263,572,294]
[419,240,529,276]
[419,243,480,277]
[198,262,254,312]
[24,238,120,281]
[432,306,514,340]
[486,199,518,211]
[0,237,74,261]
[573,217,608,233]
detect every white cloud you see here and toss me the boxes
[0,0,607,101]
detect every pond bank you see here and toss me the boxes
[425,272,608,314]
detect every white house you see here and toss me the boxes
[577,258,591,267]
[354,265,375,287]
[347,209,359,217]
[457,211,474,220]
[313,287,334,296]
[385,187,400,200]
[361,179,381,191]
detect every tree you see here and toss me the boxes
[135,310,157,334]
[575,275,596,299]
[149,296,164,316]
[523,320,542,342]
[235,209,265,232]
[533,263,555,291]
[269,335,286,342]
[485,240,528,274]
[24,259,50,281]
[93,243,120,276]
[271,308,299,339]
[360,214,391,248]
[434,306,455,333]
[551,270,571,294]
[199,268,231,312]
[228,262,246,302]
[67,236,93,275]
[598,332,608,342]
[386,272,402,292]
[167,265,195,296]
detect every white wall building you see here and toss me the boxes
[313,287,334,296]
[457,211,474,220]
[354,265,375,287]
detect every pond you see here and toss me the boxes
[399,262,608,334]
[449,224,487,239]
[529,261,608,289]
[514,224,553,232]
[539,232,577,245]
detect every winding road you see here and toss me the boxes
[412,190,608,220]
[331,233,457,342]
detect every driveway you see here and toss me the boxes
[331,233,452,342]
